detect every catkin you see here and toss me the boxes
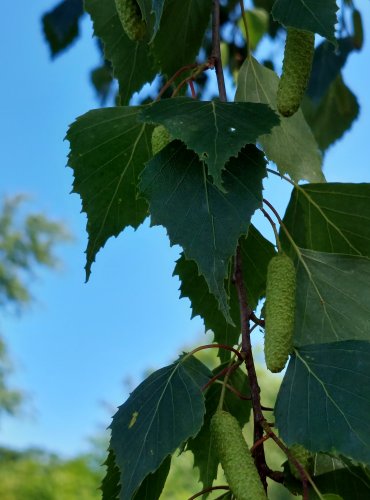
[211,410,266,500]
[277,28,315,117]
[264,253,296,373]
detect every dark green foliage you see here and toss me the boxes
[108,355,211,499]
[275,341,370,464]
[114,0,147,41]
[42,0,84,57]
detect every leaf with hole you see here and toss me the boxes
[110,354,211,499]
[140,97,279,190]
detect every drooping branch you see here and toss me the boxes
[233,246,268,489]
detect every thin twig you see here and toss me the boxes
[250,432,272,452]
[201,361,241,392]
[261,207,282,252]
[211,0,227,101]
[186,344,244,362]
[188,485,230,500]
[233,246,268,489]
[155,63,198,101]
[239,0,251,58]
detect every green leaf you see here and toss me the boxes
[84,0,157,104]
[152,0,212,76]
[275,341,370,466]
[303,75,359,152]
[133,455,171,500]
[271,0,338,43]
[110,355,211,500]
[174,226,275,361]
[137,0,165,41]
[42,0,84,57]
[187,363,251,492]
[140,97,279,189]
[281,183,370,258]
[307,39,354,104]
[101,449,120,500]
[310,455,370,500]
[294,249,370,346]
[66,107,152,280]
[238,8,269,50]
[140,142,266,322]
[235,56,324,183]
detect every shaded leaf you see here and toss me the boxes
[42,0,84,57]
[307,38,354,104]
[238,8,269,50]
[303,75,359,152]
[101,449,120,500]
[281,183,370,258]
[140,142,266,321]
[311,455,370,500]
[272,0,338,43]
[84,0,157,104]
[137,0,165,41]
[66,107,152,280]
[235,56,324,183]
[152,0,212,76]
[133,455,171,500]
[275,341,370,466]
[174,226,275,360]
[110,355,211,500]
[140,97,279,189]
[294,249,370,346]
[187,364,251,491]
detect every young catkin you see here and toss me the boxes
[264,253,296,373]
[277,28,315,117]
[151,125,172,155]
[288,443,313,479]
[211,410,266,500]
[114,0,147,41]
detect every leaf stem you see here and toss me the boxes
[188,485,230,500]
[211,0,227,101]
[261,206,282,252]
[239,0,251,58]
[155,63,199,101]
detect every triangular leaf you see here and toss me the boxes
[303,75,359,152]
[271,0,338,43]
[140,142,266,322]
[174,226,275,360]
[139,97,279,189]
[84,0,157,104]
[66,107,152,279]
[110,355,211,500]
[42,0,84,57]
[235,56,324,183]
[152,0,212,76]
[294,249,370,346]
[187,363,251,491]
[275,341,370,466]
[281,183,370,258]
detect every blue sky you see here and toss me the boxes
[1,1,370,457]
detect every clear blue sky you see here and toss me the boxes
[1,1,370,457]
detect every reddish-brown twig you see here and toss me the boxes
[188,485,230,500]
